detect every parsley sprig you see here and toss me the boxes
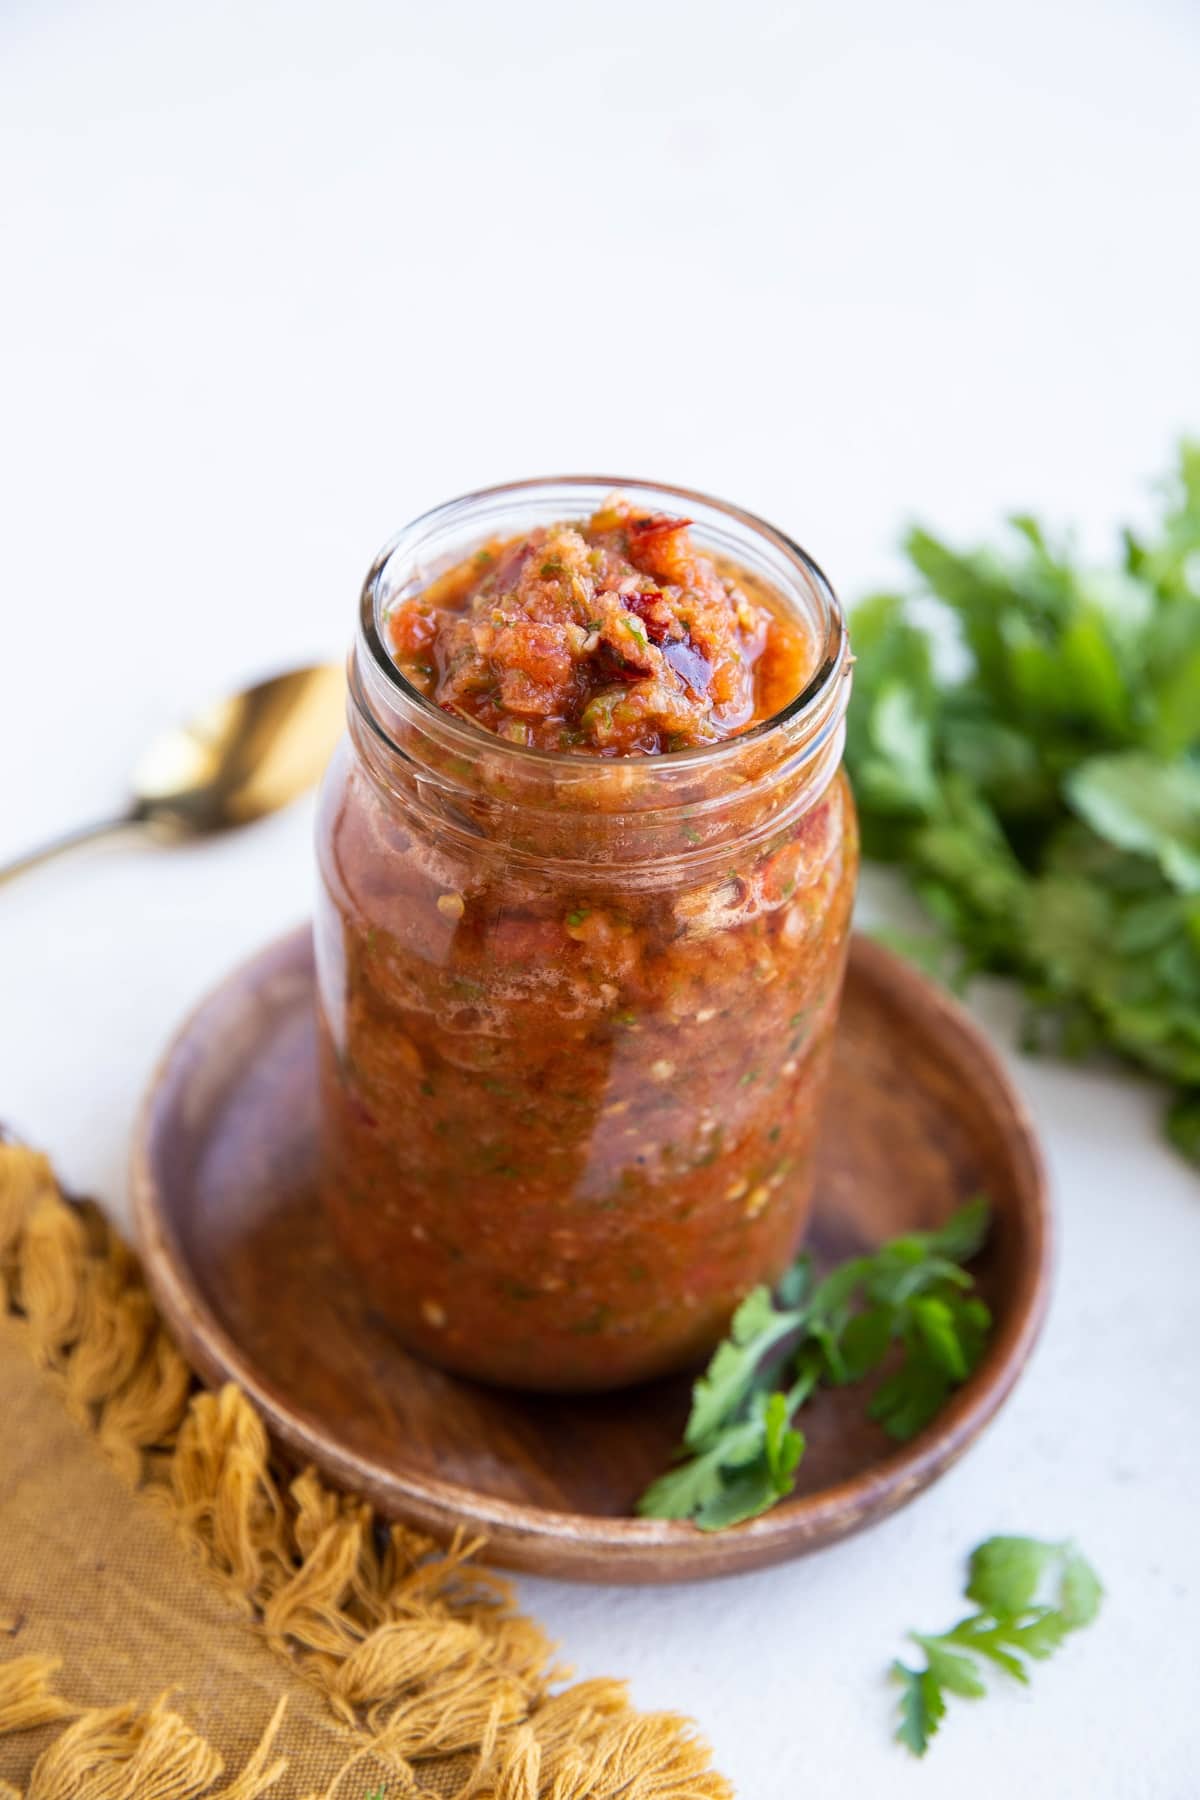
[637,1198,990,1530]
[894,1535,1104,1756]
[846,441,1200,1162]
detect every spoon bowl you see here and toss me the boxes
[0,663,346,884]
[130,665,347,833]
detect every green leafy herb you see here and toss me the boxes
[1066,753,1200,892]
[893,1535,1103,1756]
[637,1198,990,1530]
[846,443,1200,1161]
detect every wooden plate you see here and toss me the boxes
[132,926,1049,1583]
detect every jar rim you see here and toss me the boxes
[356,473,849,772]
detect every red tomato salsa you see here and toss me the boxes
[316,491,856,1391]
[385,501,811,754]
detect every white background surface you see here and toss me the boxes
[2,2,1199,1793]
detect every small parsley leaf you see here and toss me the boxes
[912,1637,987,1699]
[1058,1543,1105,1628]
[966,1535,1056,1616]
[893,1536,1104,1755]
[893,1663,948,1756]
[683,1285,804,1451]
[638,1415,768,1524]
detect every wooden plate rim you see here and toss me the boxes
[131,926,1052,1582]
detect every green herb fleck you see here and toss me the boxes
[570,1306,612,1335]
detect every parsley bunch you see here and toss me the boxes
[637,1198,990,1530]
[894,1535,1104,1755]
[846,442,1200,1162]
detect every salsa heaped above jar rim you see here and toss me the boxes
[382,497,811,755]
[358,475,849,771]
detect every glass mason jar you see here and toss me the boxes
[315,478,857,1392]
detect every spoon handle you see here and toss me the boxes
[0,811,144,887]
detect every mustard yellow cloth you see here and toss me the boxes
[0,1145,731,1799]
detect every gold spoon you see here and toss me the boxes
[0,663,346,885]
